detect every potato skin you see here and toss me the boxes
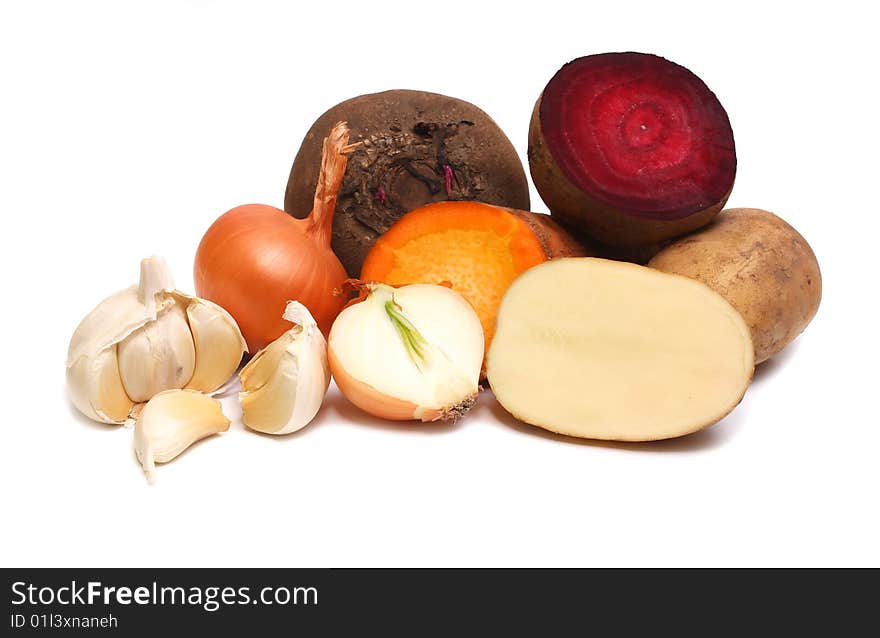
[648,208,821,363]
[528,96,728,247]
[285,90,530,277]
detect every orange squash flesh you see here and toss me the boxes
[360,201,550,356]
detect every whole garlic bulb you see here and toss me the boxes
[66,256,247,423]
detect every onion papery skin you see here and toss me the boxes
[194,204,347,352]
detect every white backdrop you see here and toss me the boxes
[2,0,877,567]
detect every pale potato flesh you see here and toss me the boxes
[486,258,754,441]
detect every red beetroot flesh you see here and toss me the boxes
[540,53,736,220]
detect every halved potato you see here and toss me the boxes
[486,258,754,441]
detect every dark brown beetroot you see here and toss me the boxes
[529,53,736,246]
[285,90,530,277]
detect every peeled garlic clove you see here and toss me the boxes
[328,283,483,422]
[239,301,330,434]
[182,297,246,393]
[66,345,133,423]
[134,389,230,483]
[117,301,196,403]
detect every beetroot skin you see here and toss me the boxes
[529,53,736,246]
[285,90,530,277]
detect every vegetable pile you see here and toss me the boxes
[66,51,822,483]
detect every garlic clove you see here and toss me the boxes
[66,345,134,424]
[134,389,230,484]
[183,297,247,393]
[239,338,299,432]
[117,301,196,403]
[239,301,330,434]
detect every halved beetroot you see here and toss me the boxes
[529,53,736,246]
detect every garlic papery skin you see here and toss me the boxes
[328,283,483,422]
[66,256,246,424]
[239,301,330,434]
[117,301,195,402]
[134,389,230,484]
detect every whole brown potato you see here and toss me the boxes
[648,208,821,363]
[285,90,530,277]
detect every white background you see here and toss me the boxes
[2,0,877,567]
